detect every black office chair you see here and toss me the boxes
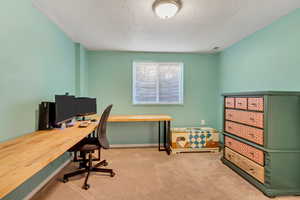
[63,104,115,190]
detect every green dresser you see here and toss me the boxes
[221,91,300,197]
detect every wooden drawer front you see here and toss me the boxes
[245,112,264,128]
[240,125,264,145]
[235,98,247,110]
[225,97,235,108]
[248,97,264,111]
[225,109,237,121]
[225,121,264,145]
[225,136,264,165]
[225,109,264,128]
[224,147,264,183]
[225,121,240,136]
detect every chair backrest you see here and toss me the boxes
[96,104,113,149]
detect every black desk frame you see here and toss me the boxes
[158,121,171,155]
[74,120,172,157]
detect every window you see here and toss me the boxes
[133,62,183,104]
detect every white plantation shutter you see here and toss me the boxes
[133,62,183,104]
[159,63,182,103]
[134,62,158,103]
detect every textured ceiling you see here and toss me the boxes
[33,0,300,52]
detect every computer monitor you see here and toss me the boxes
[87,98,97,115]
[76,97,97,116]
[55,95,76,124]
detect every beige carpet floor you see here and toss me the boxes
[32,148,300,200]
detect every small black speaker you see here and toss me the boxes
[38,102,55,130]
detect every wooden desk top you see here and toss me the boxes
[0,117,99,199]
[0,114,172,198]
[107,115,173,122]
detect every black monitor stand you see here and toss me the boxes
[56,119,75,129]
[55,122,67,129]
[66,118,76,127]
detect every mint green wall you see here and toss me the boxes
[2,1,299,199]
[220,9,300,93]
[75,43,89,96]
[88,51,220,144]
[1,0,75,199]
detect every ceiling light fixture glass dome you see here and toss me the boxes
[153,0,182,19]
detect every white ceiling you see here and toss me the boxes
[33,0,300,53]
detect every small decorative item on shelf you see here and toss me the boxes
[171,127,220,154]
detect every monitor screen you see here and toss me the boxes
[76,97,97,116]
[87,98,97,115]
[55,95,76,124]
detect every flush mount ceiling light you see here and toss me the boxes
[153,0,182,19]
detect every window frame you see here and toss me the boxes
[132,61,184,105]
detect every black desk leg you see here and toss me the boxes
[158,121,162,151]
[165,121,171,155]
[158,120,171,155]
[163,121,167,148]
[73,151,78,162]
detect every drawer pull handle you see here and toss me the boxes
[249,168,256,174]
[250,117,255,121]
[228,142,232,145]
[249,133,255,138]
[228,126,232,130]
[251,103,257,106]
[250,152,255,156]
[238,102,242,105]
[228,114,232,117]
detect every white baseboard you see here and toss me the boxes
[110,143,161,148]
[24,158,71,200]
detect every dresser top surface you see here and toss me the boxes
[222,91,300,96]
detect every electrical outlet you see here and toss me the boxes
[201,120,206,126]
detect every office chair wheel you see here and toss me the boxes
[83,184,90,190]
[110,172,116,177]
[62,177,69,183]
